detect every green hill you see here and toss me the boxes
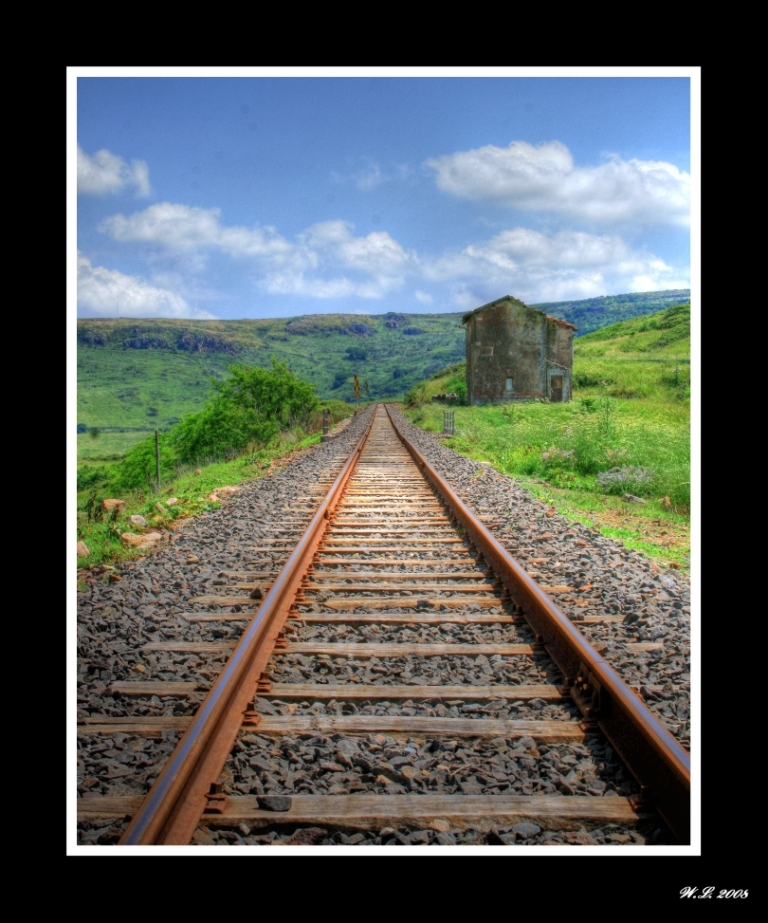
[574,300,690,359]
[76,290,689,458]
[533,289,690,337]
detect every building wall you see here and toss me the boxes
[465,296,573,404]
[546,317,574,401]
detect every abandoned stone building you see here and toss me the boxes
[463,295,576,404]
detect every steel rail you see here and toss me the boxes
[384,404,691,844]
[119,410,376,845]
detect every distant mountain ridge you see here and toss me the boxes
[533,289,690,336]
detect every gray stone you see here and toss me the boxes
[487,828,515,845]
[512,822,542,838]
[257,795,292,812]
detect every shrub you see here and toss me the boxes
[541,446,575,468]
[404,383,428,407]
[77,464,112,491]
[172,360,318,464]
[110,433,179,492]
[574,370,612,388]
[597,465,655,495]
[453,379,468,403]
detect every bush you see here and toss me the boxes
[574,370,612,388]
[404,383,427,407]
[443,373,467,404]
[77,464,112,491]
[171,400,261,464]
[597,465,655,496]
[172,360,318,464]
[77,422,87,434]
[110,433,179,492]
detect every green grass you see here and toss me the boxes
[405,303,691,570]
[77,430,153,460]
[77,346,234,433]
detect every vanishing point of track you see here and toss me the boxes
[81,404,690,846]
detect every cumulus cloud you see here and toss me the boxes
[422,227,689,308]
[425,140,689,227]
[77,252,215,318]
[77,146,151,197]
[99,206,416,299]
[271,221,413,297]
[415,290,433,304]
[300,221,414,277]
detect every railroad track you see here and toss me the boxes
[78,404,689,846]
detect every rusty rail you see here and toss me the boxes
[119,411,376,845]
[384,404,690,843]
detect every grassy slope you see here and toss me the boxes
[76,291,689,451]
[405,303,691,569]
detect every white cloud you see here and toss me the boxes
[100,206,416,299]
[260,273,357,299]
[423,227,689,307]
[425,140,690,227]
[77,146,151,197]
[77,252,215,319]
[95,199,688,311]
[300,221,414,277]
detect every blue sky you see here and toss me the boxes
[73,69,695,321]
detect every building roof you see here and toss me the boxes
[461,295,577,330]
